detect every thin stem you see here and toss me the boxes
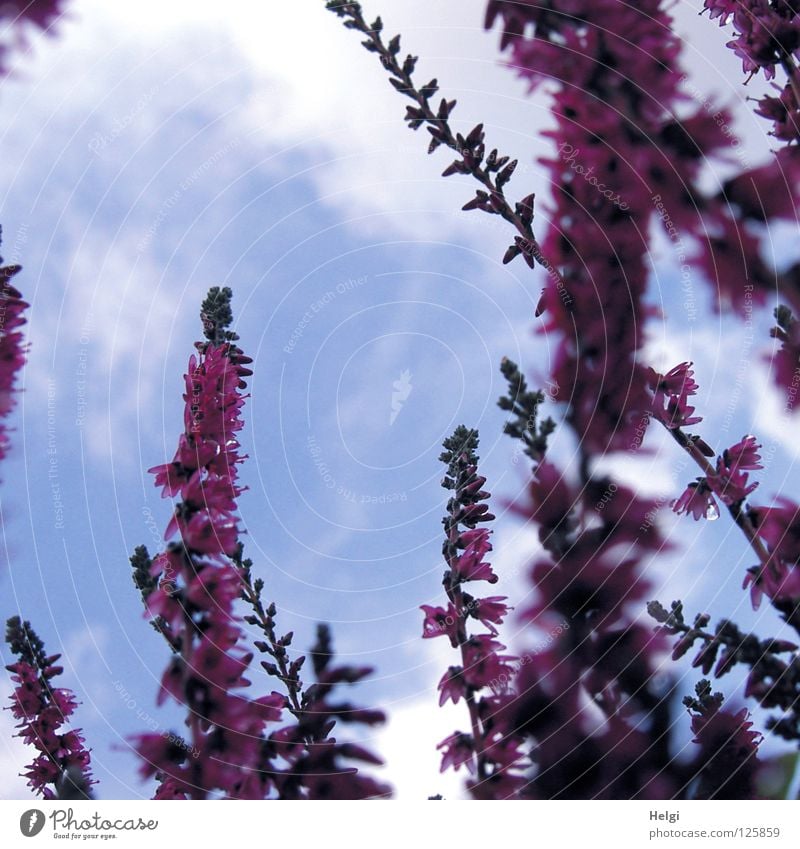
[327,2,567,290]
[181,613,205,800]
[238,571,303,716]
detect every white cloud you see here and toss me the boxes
[375,694,470,800]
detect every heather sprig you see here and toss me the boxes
[131,289,286,799]
[4,616,94,800]
[702,2,800,402]
[133,288,388,799]
[498,357,555,466]
[0,229,29,466]
[236,539,390,798]
[236,545,305,717]
[426,425,525,797]
[646,364,770,561]
[269,624,391,800]
[683,679,763,800]
[486,0,737,451]
[323,1,562,286]
[650,601,800,745]
[648,364,800,644]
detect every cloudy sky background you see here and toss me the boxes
[0,0,798,799]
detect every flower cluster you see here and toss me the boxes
[0,1,68,76]
[684,680,763,800]
[426,426,524,799]
[647,362,702,431]
[494,362,766,797]
[0,233,29,465]
[132,288,287,799]
[485,0,735,451]
[704,0,800,81]
[673,435,762,522]
[4,616,94,799]
[509,466,680,796]
[745,498,800,624]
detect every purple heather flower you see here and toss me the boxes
[673,479,719,521]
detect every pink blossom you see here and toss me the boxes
[0,262,28,463]
[471,596,510,633]
[673,479,718,521]
[437,732,475,773]
[420,603,459,645]
[437,666,466,706]
[452,530,497,583]
[708,438,762,506]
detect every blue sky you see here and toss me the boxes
[1,0,799,800]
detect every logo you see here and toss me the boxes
[390,369,413,425]
[19,810,45,837]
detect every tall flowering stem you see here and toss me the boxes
[426,425,524,797]
[133,288,389,799]
[485,0,741,451]
[131,288,285,799]
[4,616,94,799]
[497,364,691,798]
[0,231,29,466]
